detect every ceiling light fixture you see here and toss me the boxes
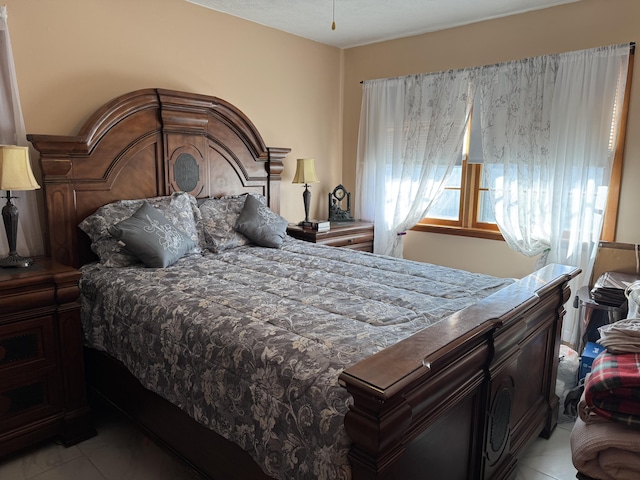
[331,0,336,30]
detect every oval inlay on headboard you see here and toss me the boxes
[174,153,200,192]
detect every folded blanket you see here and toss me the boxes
[585,352,640,427]
[598,319,640,353]
[571,416,640,480]
[579,389,608,425]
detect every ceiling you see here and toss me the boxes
[186,0,581,49]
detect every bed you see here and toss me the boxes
[27,88,579,480]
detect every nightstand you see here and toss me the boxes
[0,258,95,458]
[287,221,374,252]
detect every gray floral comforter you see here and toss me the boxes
[79,239,514,480]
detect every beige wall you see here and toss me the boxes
[343,0,640,278]
[5,0,343,224]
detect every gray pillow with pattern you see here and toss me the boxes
[235,194,288,248]
[198,193,266,253]
[108,202,196,268]
[78,192,201,267]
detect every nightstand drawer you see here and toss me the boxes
[339,241,374,252]
[0,370,62,432]
[0,317,56,373]
[0,274,56,316]
[320,231,374,249]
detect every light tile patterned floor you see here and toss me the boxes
[1,409,577,480]
[0,408,200,480]
[516,420,578,480]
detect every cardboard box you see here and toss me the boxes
[590,241,640,287]
[579,342,606,380]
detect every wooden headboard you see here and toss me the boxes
[27,89,290,268]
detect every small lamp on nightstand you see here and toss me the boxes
[292,158,319,226]
[0,145,40,268]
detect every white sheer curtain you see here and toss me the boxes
[477,55,557,260]
[356,71,474,257]
[0,6,43,258]
[478,44,630,347]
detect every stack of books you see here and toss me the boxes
[300,220,330,232]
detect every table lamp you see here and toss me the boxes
[292,158,319,226]
[0,145,40,268]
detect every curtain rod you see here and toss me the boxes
[360,42,636,84]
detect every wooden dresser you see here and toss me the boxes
[287,221,374,252]
[0,258,95,458]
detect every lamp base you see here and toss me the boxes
[0,253,33,268]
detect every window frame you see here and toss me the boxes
[601,52,633,242]
[415,104,503,240]
[414,160,503,241]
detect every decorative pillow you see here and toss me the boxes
[78,192,200,267]
[235,194,288,249]
[198,193,266,253]
[108,202,196,268]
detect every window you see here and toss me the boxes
[414,61,631,243]
[415,99,503,240]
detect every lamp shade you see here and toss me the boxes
[0,145,40,191]
[292,158,319,184]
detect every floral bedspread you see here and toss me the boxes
[80,238,514,480]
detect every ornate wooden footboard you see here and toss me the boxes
[341,263,578,479]
[28,88,579,479]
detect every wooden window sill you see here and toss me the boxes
[412,223,504,241]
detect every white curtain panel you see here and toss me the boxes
[477,55,557,259]
[356,71,474,257]
[547,45,629,346]
[0,6,44,258]
[478,44,630,347]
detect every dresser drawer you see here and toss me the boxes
[0,369,62,433]
[0,316,56,374]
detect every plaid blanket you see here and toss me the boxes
[584,351,640,428]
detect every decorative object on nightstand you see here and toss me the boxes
[305,219,330,232]
[292,158,319,226]
[328,184,354,222]
[0,145,40,268]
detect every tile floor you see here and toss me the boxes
[515,419,578,480]
[1,408,577,480]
